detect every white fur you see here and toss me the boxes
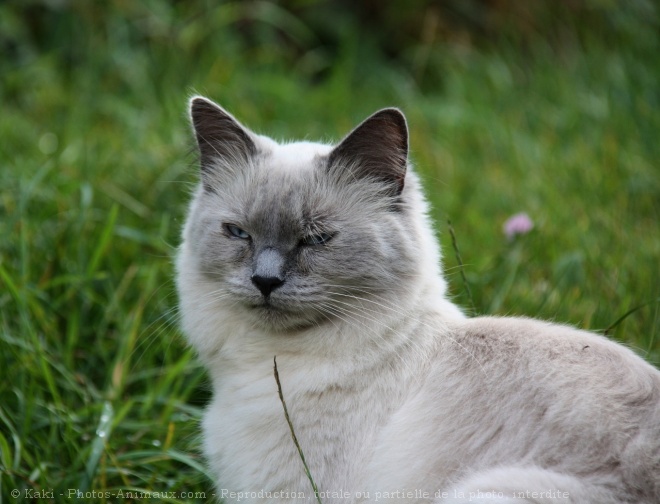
[177,122,660,503]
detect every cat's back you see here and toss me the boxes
[365,315,660,497]
[444,316,660,495]
[448,316,660,434]
[452,316,660,399]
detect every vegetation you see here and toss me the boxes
[1,1,658,502]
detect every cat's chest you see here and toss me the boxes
[207,363,374,444]
[205,365,291,449]
[202,360,391,496]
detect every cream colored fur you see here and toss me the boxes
[176,99,660,503]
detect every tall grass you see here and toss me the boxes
[1,2,658,502]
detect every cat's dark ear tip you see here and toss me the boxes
[375,107,406,119]
[370,108,408,140]
[372,107,408,127]
[188,96,234,130]
[189,95,218,115]
[370,108,409,154]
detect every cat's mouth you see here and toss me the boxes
[245,295,323,331]
[251,299,277,310]
[249,296,289,313]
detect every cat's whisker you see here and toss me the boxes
[130,288,235,367]
[323,287,487,375]
[314,301,400,364]
[307,305,340,332]
[320,298,433,379]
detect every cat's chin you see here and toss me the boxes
[245,301,325,333]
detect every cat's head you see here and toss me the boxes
[179,97,442,333]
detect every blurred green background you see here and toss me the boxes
[1,1,659,501]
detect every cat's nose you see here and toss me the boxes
[252,247,286,297]
[251,274,284,297]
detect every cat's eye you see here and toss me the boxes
[301,232,333,246]
[225,224,250,240]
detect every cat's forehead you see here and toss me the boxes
[216,139,337,228]
[259,138,333,174]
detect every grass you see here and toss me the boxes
[1,3,659,502]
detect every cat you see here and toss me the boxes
[176,96,660,503]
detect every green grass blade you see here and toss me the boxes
[79,400,114,491]
[86,203,120,277]
[604,298,660,336]
[273,356,323,504]
[447,220,477,315]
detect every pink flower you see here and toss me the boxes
[503,212,534,240]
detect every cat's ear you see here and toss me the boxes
[189,96,257,177]
[328,108,408,195]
